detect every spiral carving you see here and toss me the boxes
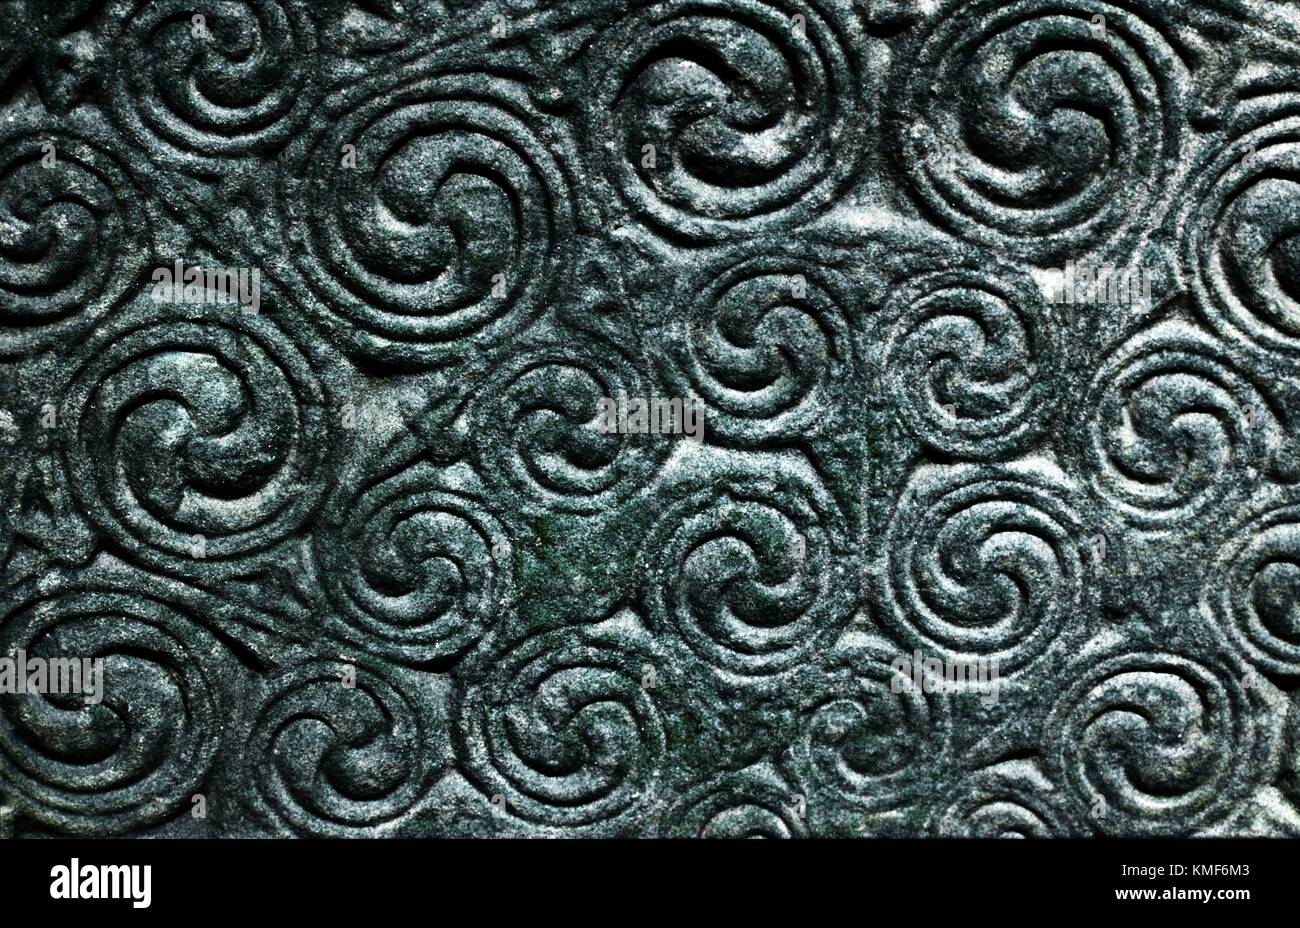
[640,474,855,678]
[1079,324,1268,528]
[883,268,1057,460]
[1047,651,1274,836]
[785,637,951,812]
[0,128,149,357]
[591,0,863,241]
[883,465,1093,674]
[0,581,226,834]
[281,72,573,367]
[243,659,439,835]
[931,761,1072,837]
[889,0,1184,261]
[1185,116,1300,359]
[469,344,666,514]
[661,770,808,837]
[454,627,666,832]
[2,0,1294,840]
[61,305,337,573]
[111,0,318,169]
[314,465,514,666]
[1205,504,1300,676]
[658,248,854,443]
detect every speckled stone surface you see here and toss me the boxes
[1,0,1300,838]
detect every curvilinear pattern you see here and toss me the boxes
[0,0,1299,839]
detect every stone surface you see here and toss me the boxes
[0,0,1299,838]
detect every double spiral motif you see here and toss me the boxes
[111,0,318,170]
[657,248,855,443]
[592,0,864,240]
[785,637,951,812]
[1047,650,1274,835]
[883,267,1057,460]
[1079,324,1270,528]
[61,304,337,574]
[281,72,573,366]
[640,473,855,678]
[1205,504,1300,676]
[883,465,1093,674]
[454,627,666,832]
[314,464,514,666]
[0,579,227,834]
[1185,115,1300,359]
[0,127,149,357]
[469,343,666,513]
[243,659,440,835]
[890,0,1185,260]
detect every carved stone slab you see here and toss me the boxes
[0,0,1298,838]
